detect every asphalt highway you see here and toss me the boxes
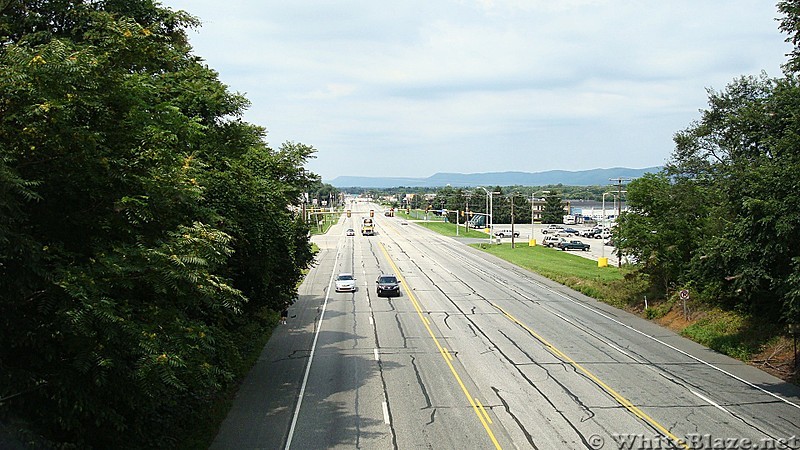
[211,202,800,450]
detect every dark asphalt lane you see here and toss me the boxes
[212,203,800,449]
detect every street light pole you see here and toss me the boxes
[477,187,493,244]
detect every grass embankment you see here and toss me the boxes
[465,242,795,382]
[396,209,447,222]
[309,212,340,235]
[472,243,645,309]
[415,220,490,239]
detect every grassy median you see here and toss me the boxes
[414,220,490,239]
[471,243,647,308]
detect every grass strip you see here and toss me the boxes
[471,243,644,308]
[415,221,489,239]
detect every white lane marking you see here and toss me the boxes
[285,248,342,450]
[382,401,390,424]
[369,316,374,326]
[605,341,631,358]
[552,311,572,323]
[432,241,800,410]
[691,390,731,415]
[374,348,380,361]
[540,281,800,410]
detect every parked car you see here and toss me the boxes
[346,228,355,236]
[542,236,563,247]
[376,274,400,297]
[580,228,601,238]
[493,229,520,238]
[335,273,356,292]
[557,227,580,236]
[557,240,591,251]
[541,224,564,234]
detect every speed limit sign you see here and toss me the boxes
[680,289,690,300]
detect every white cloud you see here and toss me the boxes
[164,0,791,181]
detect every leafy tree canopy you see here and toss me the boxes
[0,1,317,446]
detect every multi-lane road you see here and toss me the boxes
[211,202,800,449]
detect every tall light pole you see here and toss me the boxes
[510,193,516,248]
[477,187,497,244]
[602,192,612,259]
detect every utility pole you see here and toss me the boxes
[609,177,630,268]
[465,193,471,234]
[511,193,516,249]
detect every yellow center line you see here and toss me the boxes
[379,242,502,450]
[490,301,689,450]
[475,397,493,424]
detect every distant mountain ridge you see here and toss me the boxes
[329,167,661,188]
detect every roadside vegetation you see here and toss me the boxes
[0,2,318,448]
[413,220,490,239]
[609,1,800,381]
[470,244,645,309]
[309,211,340,235]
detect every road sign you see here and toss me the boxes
[679,289,689,300]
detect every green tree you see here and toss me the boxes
[618,173,713,294]
[619,72,800,322]
[541,192,565,223]
[0,1,316,447]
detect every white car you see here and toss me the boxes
[493,229,520,238]
[335,273,356,292]
[541,224,564,234]
[542,236,563,247]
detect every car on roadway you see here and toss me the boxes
[335,273,356,292]
[400,220,408,225]
[376,274,400,297]
[346,228,355,236]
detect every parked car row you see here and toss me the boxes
[580,226,612,239]
[541,237,590,251]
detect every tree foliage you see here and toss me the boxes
[619,71,800,322]
[0,1,316,447]
[540,192,565,224]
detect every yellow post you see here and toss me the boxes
[529,239,536,247]
[598,257,608,267]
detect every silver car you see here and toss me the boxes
[335,273,356,292]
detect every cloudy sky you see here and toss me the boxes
[162,1,790,182]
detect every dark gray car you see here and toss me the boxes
[376,274,400,297]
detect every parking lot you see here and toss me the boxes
[487,223,623,266]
